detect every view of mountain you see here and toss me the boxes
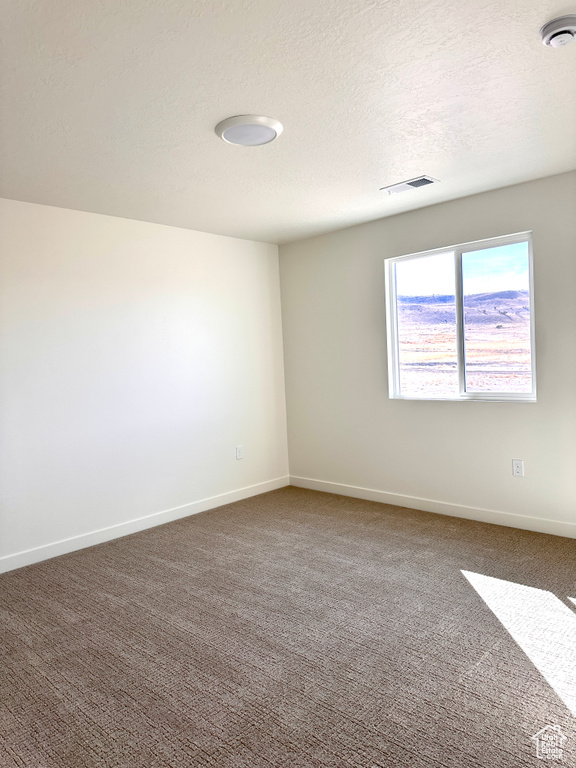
[396,290,532,396]
[397,290,530,328]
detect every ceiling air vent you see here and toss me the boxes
[380,175,439,195]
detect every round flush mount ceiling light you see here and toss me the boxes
[540,15,576,47]
[215,115,283,146]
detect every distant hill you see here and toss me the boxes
[398,290,528,305]
[464,289,529,307]
[397,290,530,327]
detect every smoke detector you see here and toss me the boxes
[380,175,439,195]
[540,15,576,47]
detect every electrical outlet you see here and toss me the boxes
[235,445,244,460]
[512,459,524,477]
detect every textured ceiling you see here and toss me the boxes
[1,0,575,243]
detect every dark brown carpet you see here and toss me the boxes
[1,486,575,767]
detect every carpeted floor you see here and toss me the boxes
[1,486,575,767]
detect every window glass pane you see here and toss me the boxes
[462,242,532,393]
[395,252,458,397]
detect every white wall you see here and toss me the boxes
[0,199,289,571]
[280,172,576,538]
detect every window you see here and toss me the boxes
[385,233,536,401]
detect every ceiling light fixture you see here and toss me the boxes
[540,15,576,47]
[215,115,283,146]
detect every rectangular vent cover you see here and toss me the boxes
[380,175,438,195]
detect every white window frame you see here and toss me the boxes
[385,231,536,402]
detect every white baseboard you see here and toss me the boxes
[290,475,576,540]
[0,476,290,575]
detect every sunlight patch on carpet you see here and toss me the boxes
[461,570,576,718]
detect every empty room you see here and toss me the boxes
[1,1,575,766]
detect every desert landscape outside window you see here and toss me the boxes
[385,233,536,401]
